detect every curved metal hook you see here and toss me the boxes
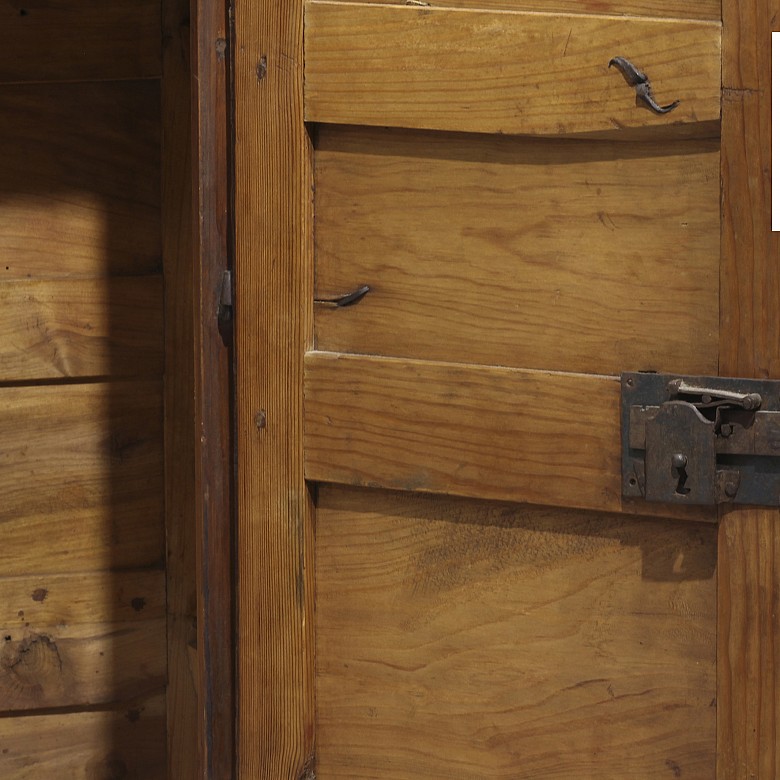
[609,56,680,115]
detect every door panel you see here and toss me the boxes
[316,486,716,779]
[233,0,779,776]
[314,127,720,376]
[304,3,720,775]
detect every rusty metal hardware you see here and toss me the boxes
[622,372,780,506]
[218,269,233,323]
[608,56,680,115]
[314,285,370,308]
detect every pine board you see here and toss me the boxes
[0,0,161,83]
[0,381,164,577]
[316,486,717,779]
[0,82,161,279]
[315,127,720,376]
[305,2,721,135]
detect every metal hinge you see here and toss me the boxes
[622,372,780,506]
[218,269,233,324]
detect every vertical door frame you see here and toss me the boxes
[232,0,316,776]
[718,2,780,777]
[192,0,235,775]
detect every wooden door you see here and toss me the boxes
[232,0,778,777]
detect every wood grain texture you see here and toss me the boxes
[0,0,161,84]
[327,0,720,21]
[0,382,164,577]
[718,1,780,778]
[304,2,721,136]
[234,0,315,775]
[316,486,717,779]
[163,0,200,775]
[0,570,165,712]
[191,0,235,772]
[0,277,163,381]
[315,127,720,375]
[305,351,714,522]
[0,693,166,778]
[0,82,161,279]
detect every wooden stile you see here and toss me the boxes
[718,1,780,778]
[305,2,721,136]
[163,0,201,774]
[233,0,315,774]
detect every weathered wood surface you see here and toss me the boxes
[327,0,720,20]
[191,0,235,771]
[0,0,161,84]
[0,277,163,381]
[234,0,316,774]
[305,3,721,136]
[305,351,714,522]
[163,0,200,774]
[0,693,166,777]
[0,82,161,279]
[317,486,717,778]
[718,1,780,778]
[315,127,720,376]
[0,382,164,577]
[0,570,165,712]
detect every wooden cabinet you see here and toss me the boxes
[233,1,779,777]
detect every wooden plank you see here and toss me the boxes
[163,0,201,774]
[305,351,714,521]
[327,0,720,21]
[718,1,780,778]
[316,486,717,779]
[0,0,161,84]
[190,0,235,773]
[315,128,720,376]
[0,277,163,381]
[0,382,164,577]
[304,2,721,136]
[0,693,166,777]
[0,82,161,279]
[0,571,166,712]
[234,0,315,774]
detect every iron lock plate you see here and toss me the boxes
[622,372,780,506]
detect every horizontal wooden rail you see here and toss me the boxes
[304,2,721,135]
[304,351,714,521]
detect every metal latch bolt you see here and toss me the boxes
[622,372,780,506]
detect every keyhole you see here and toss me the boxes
[672,453,690,496]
